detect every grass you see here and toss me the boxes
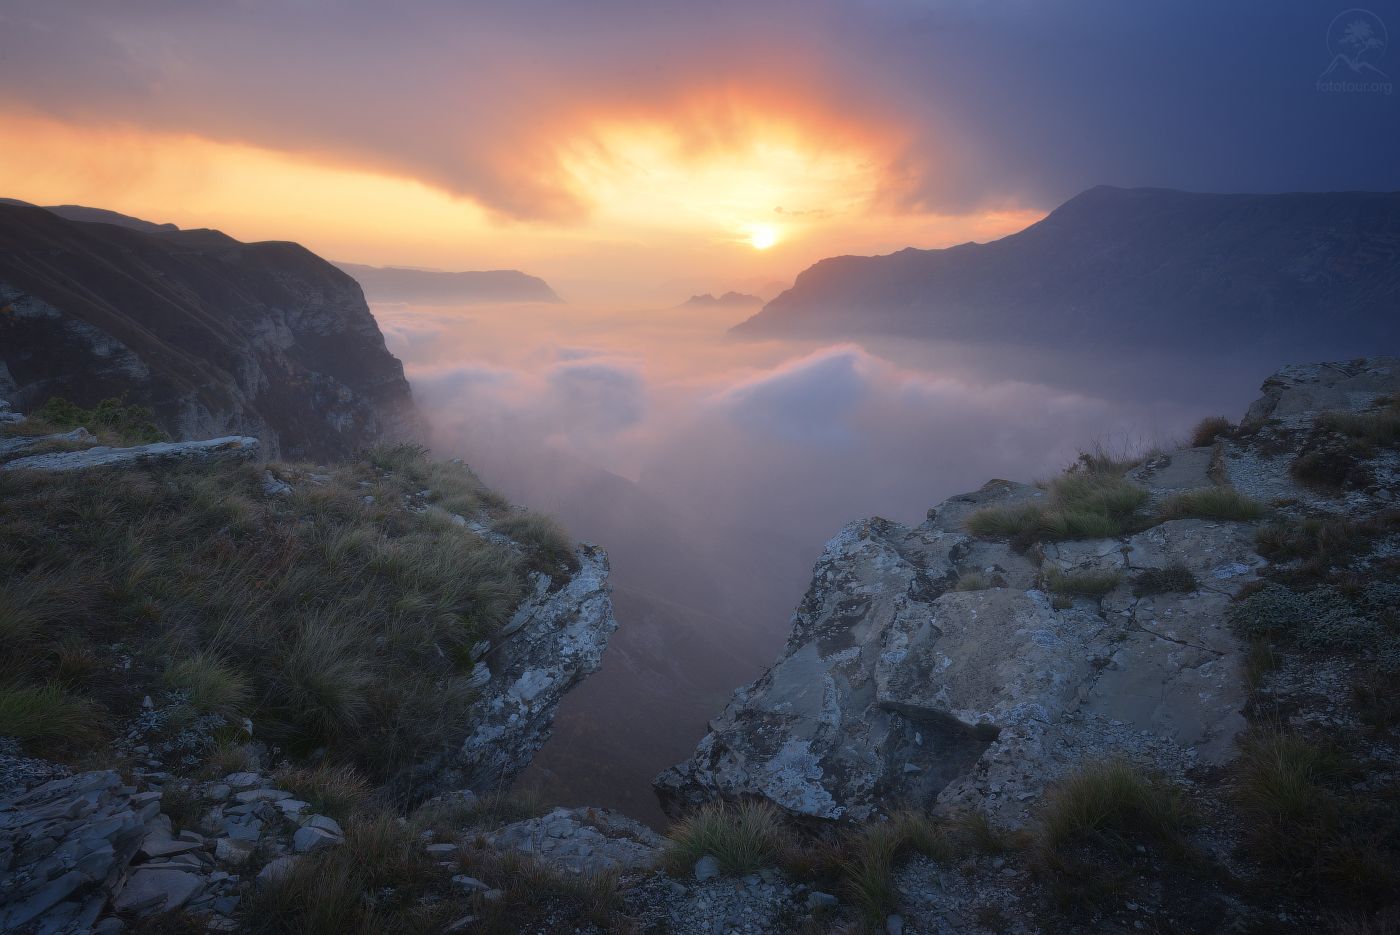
[1234,729,1343,873]
[836,812,954,928]
[0,682,103,748]
[0,438,553,781]
[164,652,250,717]
[1190,416,1233,448]
[966,461,1150,549]
[1318,398,1400,448]
[1157,486,1265,522]
[1036,760,1195,910]
[663,800,790,876]
[1131,562,1198,597]
[275,763,372,821]
[25,395,167,444]
[953,572,992,591]
[1045,568,1121,598]
[412,789,548,837]
[491,511,578,575]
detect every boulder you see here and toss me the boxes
[481,806,662,876]
[1,436,258,472]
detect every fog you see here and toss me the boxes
[377,299,1270,826]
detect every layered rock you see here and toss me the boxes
[655,358,1399,826]
[0,201,421,461]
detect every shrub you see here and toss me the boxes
[1157,486,1264,522]
[663,800,790,876]
[1190,416,1233,447]
[0,682,102,747]
[1131,562,1198,596]
[164,652,250,717]
[1228,583,1376,651]
[1045,568,1121,598]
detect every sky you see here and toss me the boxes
[2,0,1397,302]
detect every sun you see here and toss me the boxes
[747,224,779,250]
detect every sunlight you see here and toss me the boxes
[747,224,779,249]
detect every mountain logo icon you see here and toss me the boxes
[1319,8,1390,82]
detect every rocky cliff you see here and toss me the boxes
[656,358,1400,829]
[735,187,1400,359]
[0,202,420,461]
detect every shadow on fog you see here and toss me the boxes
[376,299,1288,827]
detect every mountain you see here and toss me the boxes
[676,291,763,309]
[336,262,561,304]
[734,187,1400,356]
[0,198,179,233]
[0,201,420,460]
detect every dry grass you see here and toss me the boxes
[1131,562,1198,597]
[966,462,1149,549]
[0,442,543,781]
[275,763,373,821]
[953,572,992,591]
[663,800,791,876]
[1190,416,1233,448]
[1044,568,1121,598]
[1318,398,1400,447]
[1158,486,1265,522]
[0,682,103,748]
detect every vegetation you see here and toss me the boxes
[1189,416,1233,448]
[1131,562,1198,596]
[1318,397,1400,448]
[663,799,790,875]
[0,437,570,782]
[1044,567,1121,598]
[275,763,372,822]
[26,396,167,444]
[965,455,1150,549]
[0,682,102,748]
[1157,486,1265,522]
[835,812,955,928]
[1036,760,1195,910]
[953,572,991,591]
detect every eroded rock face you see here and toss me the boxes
[0,202,422,461]
[656,358,1400,826]
[406,544,618,798]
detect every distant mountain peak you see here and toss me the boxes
[335,262,562,304]
[677,291,763,309]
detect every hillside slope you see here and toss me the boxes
[0,202,420,461]
[336,262,561,304]
[736,187,1400,357]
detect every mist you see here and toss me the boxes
[372,297,1272,826]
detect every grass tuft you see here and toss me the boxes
[1190,416,1233,448]
[0,682,103,748]
[1131,562,1198,597]
[165,652,250,717]
[275,763,372,821]
[1158,486,1265,522]
[663,800,790,876]
[1045,568,1121,598]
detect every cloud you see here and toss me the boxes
[3,0,1393,224]
[714,346,870,443]
[546,361,647,435]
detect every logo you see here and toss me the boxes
[1318,8,1392,94]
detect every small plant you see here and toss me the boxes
[1045,568,1121,598]
[953,572,991,591]
[1190,416,1233,447]
[837,812,953,927]
[1131,562,1198,596]
[1158,486,1265,522]
[965,470,1149,549]
[0,682,102,748]
[1233,730,1342,871]
[663,800,790,876]
[1318,400,1400,447]
[1039,760,1192,858]
[165,652,250,717]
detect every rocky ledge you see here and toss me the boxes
[655,358,1400,827]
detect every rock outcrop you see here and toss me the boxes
[0,201,421,461]
[655,358,1399,826]
[2,436,259,472]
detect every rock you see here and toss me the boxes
[93,919,126,934]
[482,889,504,902]
[415,544,618,797]
[2,436,259,473]
[807,891,838,909]
[233,787,291,804]
[214,838,255,865]
[205,783,232,802]
[261,471,293,497]
[222,772,263,791]
[256,856,300,887]
[138,837,203,859]
[886,915,904,935]
[301,814,343,836]
[292,825,342,854]
[655,362,1400,826]
[694,855,721,882]
[111,868,204,913]
[452,874,489,891]
[482,807,663,877]
[0,427,94,459]
[424,842,458,857]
